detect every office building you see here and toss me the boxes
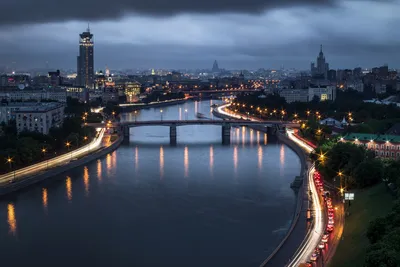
[76,27,94,89]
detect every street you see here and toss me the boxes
[0,128,105,184]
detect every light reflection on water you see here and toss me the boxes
[0,100,301,267]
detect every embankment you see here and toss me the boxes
[0,136,124,197]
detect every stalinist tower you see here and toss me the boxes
[311,45,329,79]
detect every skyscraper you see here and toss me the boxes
[212,60,220,73]
[76,26,94,89]
[311,45,329,79]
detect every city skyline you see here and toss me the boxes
[0,0,399,70]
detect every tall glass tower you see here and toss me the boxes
[77,26,94,89]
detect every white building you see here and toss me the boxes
[278,89,309,103]
[15,102,65,134]
[308,85,336,101]
[0,88,67,102]
[278,84,336,103]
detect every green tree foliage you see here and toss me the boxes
[367,217,388,244]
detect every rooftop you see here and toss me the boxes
[14,102,64,113]
[342,133,400,143]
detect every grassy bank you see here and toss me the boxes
[329,183,394,267]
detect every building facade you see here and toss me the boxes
[15,103,65,134]
[76,27,94,89]
[341,133,400,159]
[311,45,329,79]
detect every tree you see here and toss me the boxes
[364,247,399,267]
[353,158,384,187]
[367,217,387,244]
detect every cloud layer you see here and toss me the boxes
[0,0,399,70]
[1,0,338,26]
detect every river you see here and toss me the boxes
[0,99,301,267]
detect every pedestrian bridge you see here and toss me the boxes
[88,120,300,145]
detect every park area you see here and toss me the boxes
[329,183,394,267]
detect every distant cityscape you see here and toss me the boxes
[1,28,399,134]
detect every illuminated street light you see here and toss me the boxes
[42,148,49,169]
[160,109,163,121]
[6,157,16,180]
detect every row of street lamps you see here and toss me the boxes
[5,135,90,182]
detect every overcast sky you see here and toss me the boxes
[1,0,399,70]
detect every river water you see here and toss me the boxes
[0,100,300,267]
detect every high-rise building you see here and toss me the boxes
[76,26,94,89]
[212,60,220,73]
[311,45,329,79]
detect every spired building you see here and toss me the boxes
[212,60,220,73]
[311,45,329,79]
[76,26,94,89]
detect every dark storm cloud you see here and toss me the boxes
[1,0,339,26]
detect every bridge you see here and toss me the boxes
[88,119,299,145]
[182,89,262,94]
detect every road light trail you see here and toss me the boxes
[0,128,105,184]
[217,103,325,266]
[287,165,324,266]
[285,129,327,266]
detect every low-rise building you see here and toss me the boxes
[341,133,400,159]
[278,89,308,103]
[15,102,65,134]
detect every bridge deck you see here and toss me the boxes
[87,120,299,128]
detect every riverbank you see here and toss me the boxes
[212,105,310,267]
[0,135,124,197]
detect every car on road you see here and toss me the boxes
[327,225,334,232]
[322,234,329,243]
[328,218,334,225]
[318,242,325,249]
[310,253,318,261]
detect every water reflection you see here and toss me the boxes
[66,176,72,201]
[112,151,117,169]
[106,153,112,176]
[83,166,90,196]
[264,133,268,145]
[233,146,238,176]
[135,146,139,174]
[258,146,263,171]
[42,188,48,210]
[241,127,246,147]
[280,145,285,176]
[97,160,102,182]
[7,203,17,236]
[160,146,164,179]
[209,146,214,177]
[257,131,260,145]
[184,146,189,178]
[250,129,254,147]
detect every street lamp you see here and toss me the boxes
[184,109,188,120]
[134,110,138,122]
[66,142,72,160]
[6,157,15,181]
[160,109,163,121]
[42,148,49,169]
